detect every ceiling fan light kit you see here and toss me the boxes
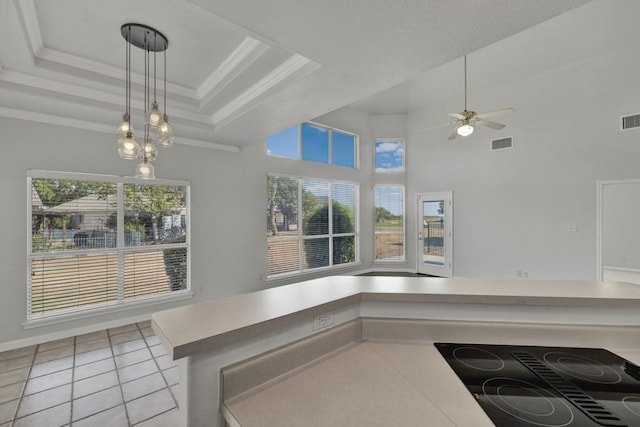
[457,123,474,137]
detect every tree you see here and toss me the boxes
[267,176,280,236]
[123,184,185,243]
[303,201,355,268]
[275,178,298,231]
[376,206,393,223]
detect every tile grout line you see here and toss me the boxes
[128,322,177,425]
[108,329,132,427]
[9,343,40,427]
[69,336,77,425]
[143,323,178,407]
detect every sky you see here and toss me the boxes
[266,123,355,167]
[375,141,403,172]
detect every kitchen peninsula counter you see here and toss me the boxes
[151,276,640,427]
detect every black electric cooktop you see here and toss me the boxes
[435,343,640,427]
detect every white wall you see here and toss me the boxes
[0,113,378,345]
[406,42,640,280]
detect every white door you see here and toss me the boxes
[417,192,452,277]
[597,180,640,284]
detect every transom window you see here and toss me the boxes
[28,171,190,321]
[375,139,404,173]
[267,174,358,277]
[266,122,357,168]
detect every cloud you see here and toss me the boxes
[375,141,402,154]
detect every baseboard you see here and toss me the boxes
[0,313,152,353]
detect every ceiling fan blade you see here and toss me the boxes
[448,113,465,120]
[417,121,457,132]
[476,107,515,119]
[448,128,459,140]
[475,119,505,130]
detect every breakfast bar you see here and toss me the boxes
[151,276,640,426]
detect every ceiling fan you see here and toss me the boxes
[426,55,514,140]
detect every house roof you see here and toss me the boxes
[45,194,117,214]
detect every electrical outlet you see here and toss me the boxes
[313,311,334,331]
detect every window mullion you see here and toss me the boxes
[297,178,303,273]
[328,182,333,267]
[117,182,125,302]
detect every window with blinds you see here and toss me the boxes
[374,185,405,261]
[267,174,357,278]
[28,172,189,320]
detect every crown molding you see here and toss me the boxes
[212,54,319,127]
[0,106,240,152]
[196,37,268,104]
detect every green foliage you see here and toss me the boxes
[163,235,187,291]
[303,201,355,268]
[376,206,393,223]
[106,213,145,233]
[267,176,299,235]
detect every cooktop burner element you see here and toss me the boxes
[435,343,640,427]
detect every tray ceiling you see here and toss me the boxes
[0,0,593,149]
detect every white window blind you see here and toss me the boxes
[267,174,357,278]
[28,172,189,320]
[374,185,405,261]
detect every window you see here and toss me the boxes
[266,122,357,168]
[374,186,405,261]
[266,125,298,159]
[267,175,358,277]
[28,171,190,321]
[375,139,404,173]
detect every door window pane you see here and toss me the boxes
[423,200,445,266]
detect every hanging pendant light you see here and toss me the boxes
[118,23,172,178]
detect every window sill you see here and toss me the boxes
[266,263,362,287]
[23,291,194,329]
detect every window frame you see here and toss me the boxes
[266,122,359,169]
[266,173,359,280]
[26,170,192,325]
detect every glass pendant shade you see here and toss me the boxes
[142,139,158,162]
[117,114,134,135]
[135,160,155,179]
[147,102,162,127]
[457,124,474,137]
[157,114,174,147]
[118,132,140,159]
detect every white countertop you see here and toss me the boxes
[151,276,640,360]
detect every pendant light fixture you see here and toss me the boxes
[117,23,174,179]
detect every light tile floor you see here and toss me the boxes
[0,321,179,426]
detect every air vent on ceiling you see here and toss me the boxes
[621,113,640,131]
[491,137,513,151]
